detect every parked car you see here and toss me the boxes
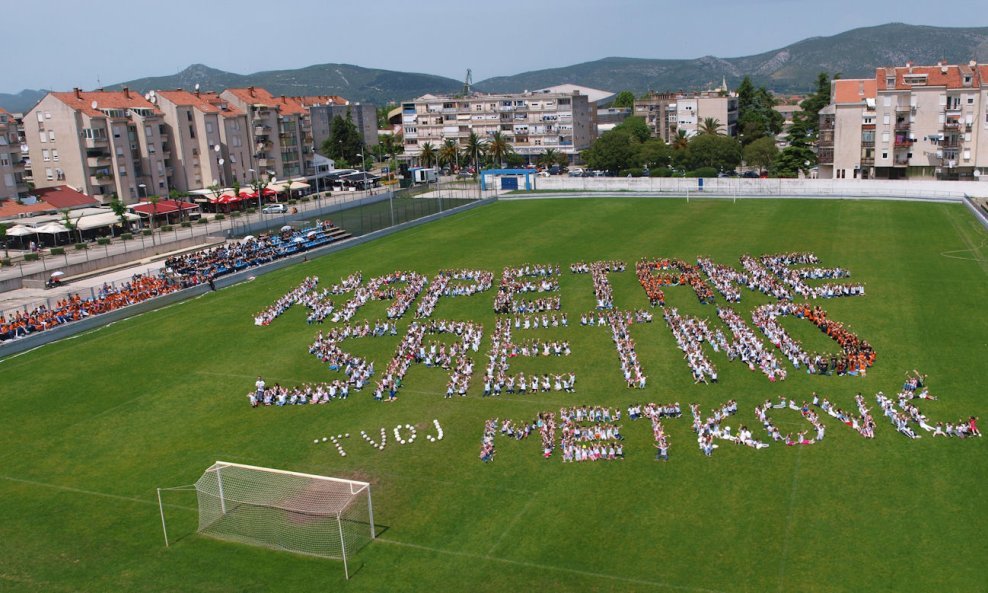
[262,204,287,214]
[568,168,585,177]
[741,170,761,178]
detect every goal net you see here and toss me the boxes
[192,461,374,578]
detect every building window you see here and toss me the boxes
[186,111,193,122]
[42,149,50,161]
[55,168,65,180]
[52,149,59,162]
[45,167,53,180]
[145,125,153,137]
[39,131,47,143]
[882,152,888,159]
[206,122,214,134]
[189,125,195,139]
[48,131,55,142]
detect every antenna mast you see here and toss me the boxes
[463,69,473,95]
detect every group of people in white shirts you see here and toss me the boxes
[494,264,560,314]
[253,276,320,326]
[414,269,493,318]
[571,260,626,310]
[559,406,625,462]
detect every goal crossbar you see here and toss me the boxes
[208,460,371,489]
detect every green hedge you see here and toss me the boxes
[686,167,719,178]
[160,225,173,232]
[214,214,225,220]
[74,243,88,250]
[181,221,192,228]
[24,253,39,261]
[121,233,133,240]
[230,211,242,218]
[197,218,208,225]
[50,247,65,256]
[142,230,152,236]
[0,258,10,266]
[97,238,111,245]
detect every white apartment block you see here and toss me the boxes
[821,62,988,181]
[0,108,29,201]
[401,90,595,164]
[817,79,878,179]
[634,91,739,141]
[154,90,252,191]
[24,88,170,203]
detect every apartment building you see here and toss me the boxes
[634,91,738,141]
[154,89,252,191]
[24,88,170,203]
[0,108,29,201]
[821,62,988,181]
[221,88,346,180]
[310,102,378,151]
[401,90,595,164]
[817,79,877,179]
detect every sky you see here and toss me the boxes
[4,0,987,94]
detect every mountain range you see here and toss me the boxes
[3,23,987,114]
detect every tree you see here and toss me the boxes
[788,72,833,147]
[735,78,784,145]
[419,142,436,167]
[487,131,511,167]
[683,134,741,171]
[614,116,651,143]
[465,131,484,172]
[537,148,560,169]
[438,139,461,170]
[671,130,690,151]
[377,103,398,129]
[742,137,779,172]
[771,145,817,178]
[612,90,636,109]
[637,138,672,170]
[700,117,724,136]
[320,111,364,167]
[582,129,637,172]
[109,195,128,235]
[0,222,8,259]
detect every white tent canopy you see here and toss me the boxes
[35,222,70,234]
[5,224,36,236]
[72,211,140,231]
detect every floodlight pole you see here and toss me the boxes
[157,488,170,547]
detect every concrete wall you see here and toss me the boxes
[530,176,988,199]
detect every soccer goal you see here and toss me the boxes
[158,461,375,579]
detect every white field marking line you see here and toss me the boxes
[375,537,732,593]
[943,207,988,275]
[776,446,802,593]
[940,237,987,263]
[487,493,538,556]
[0,572,76,593]
[0,475,196,511]
[0,293,208,368]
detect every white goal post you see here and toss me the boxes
[159,461,375,579]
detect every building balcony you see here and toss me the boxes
[817,148,834,164]
[84,136,109,148]
[894,105,914,113]
[892,159,910,167]
[90,174,114,185]
[254,126,270,136]
[894,138,914,147]
[943,121,962,130]
[861,157,875,166]
[894,121,910,131]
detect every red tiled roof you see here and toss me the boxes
[223,87,348,116]
[833,79,877,104]
[51,89,161,117]
[130,199,199,216]
[0,200,51,220]
[876,64,971,91]
[32,185,100,210]
[156,90,244,118]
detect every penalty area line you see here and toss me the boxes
[0,475,196,511]
[375,537,732,593]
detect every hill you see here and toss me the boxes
[111,63,463,106]
[475,23,988,94]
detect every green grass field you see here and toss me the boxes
[1,198,985,593]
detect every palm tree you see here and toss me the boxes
[439,139,461,171]
[419,142,436,168]
[487,131,511,168]
[465,131,483,172]
[537,148,560,169]
[700,117,724,136]
[672,129,690,151]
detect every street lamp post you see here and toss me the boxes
[356,152,367,192]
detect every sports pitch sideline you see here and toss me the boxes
[0,197,985,593]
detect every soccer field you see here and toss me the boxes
[0,197,985,593]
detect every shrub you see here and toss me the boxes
[230,211,241,218]
[24,253,39,261]
[0,258,10,266]
[300,196,310,203]
[197,218,208,225]
[50,247,65,256]
[97,238,111,245]
[74,242,88,250]
[246,208,257,214]
[686,167,719,178]
[160,225,173,232]
[288,199,298,205]
[142,230,153,236]
[181,221,192,228]
[121,233,133,240]
[215,214,225,220]
[619,168,644,177]
[650,168,673,178]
